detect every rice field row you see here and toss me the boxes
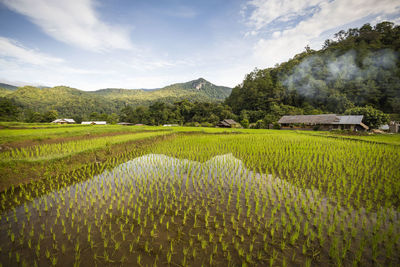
[150,133,400,212]
[0,131,169,161]
[0,124,155,144]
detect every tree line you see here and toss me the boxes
[119,101,236,127]
[0,95,390,129]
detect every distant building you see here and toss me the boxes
[117,122,133,126]
[81,121,107,125]
[389,121,399,133]
[217,119,241,128]
[51,118,76,124]
[162,124,179,127]
[379,124,389,131]
[278,114,369,131]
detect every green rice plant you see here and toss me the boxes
[51,256,57,266]
[269,249,278,267]
[45,249,50,259]
[114,241,120,251]
[305,258,312,267]
[192,247,196,259]
[167,251,172,264]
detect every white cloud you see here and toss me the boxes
[1,0,133,51]
[245,0,400,66]
[245,0,323,30]
[0,37,63,65]
[0,36,127,89]
[0,37,203,90]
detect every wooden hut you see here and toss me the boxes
[217,119,241,128]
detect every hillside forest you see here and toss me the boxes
[0,22,399,128]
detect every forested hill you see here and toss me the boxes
[0,83,18,91]
[0,78,231,118]
[226,21,400,117]
[91,78,231,106]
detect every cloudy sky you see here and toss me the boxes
[0,0,399,90]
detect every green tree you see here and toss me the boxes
[254,120,264,129]
[344,106,389,129]
[89,112,99,120]
[240,119,249,128]
[220,109,237,121]
[26,111,43,123]
[42,110,58,122]
[108,113,119,124]
[326,94,354,113]
[209,114,220,125]
[263,114,277,127]
[239,110,250,122]
[98,113,109,121]
[0,97,20,121]
[73,115,83,124]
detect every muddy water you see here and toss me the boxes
[0,154,249,266]
[0,154,399,266]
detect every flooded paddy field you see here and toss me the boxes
[0,128,399,266]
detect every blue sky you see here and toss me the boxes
[0,0,399,90]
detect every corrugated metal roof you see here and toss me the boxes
[218,121,230,127]
[81,121,107,125]
[380,124,389,130]
[52,118,75,123]
[278,114,366,126]
[224,119,238,125]
[278,114,337,124]
[332,115,364,125]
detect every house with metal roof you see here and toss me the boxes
[217,119,241,128]
[81,121,107,125]
[278,114,368,131]
[51,118,76,124]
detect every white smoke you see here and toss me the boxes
[281,49,399,99]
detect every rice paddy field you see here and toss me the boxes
[0,124,399,266]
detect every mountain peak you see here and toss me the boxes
[191,78,209,90]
